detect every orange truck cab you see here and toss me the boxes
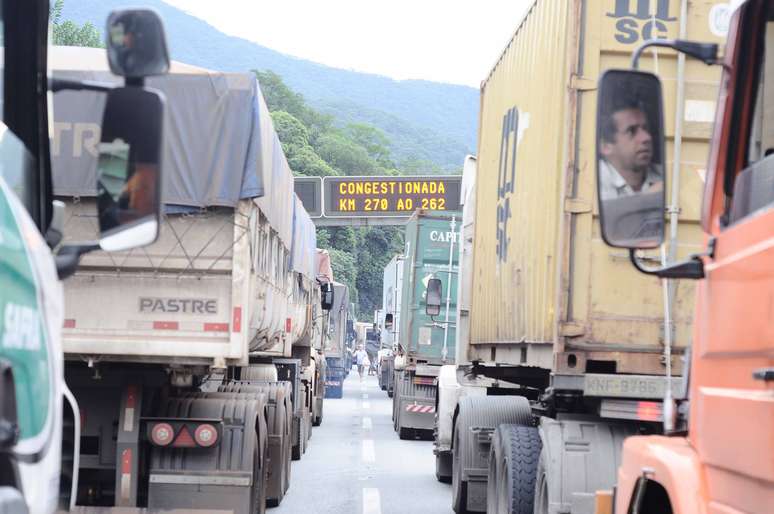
[594,1,774,513]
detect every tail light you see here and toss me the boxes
[194,424,218,447]
[173,426,196,448]
[150,422,174,446]
[146,420,222,448]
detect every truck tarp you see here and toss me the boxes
[327,282,350,360]
[290,196,317,279]
[316,249,334,284]
[50,46,297,245]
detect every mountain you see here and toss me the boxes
[59,0,479,171]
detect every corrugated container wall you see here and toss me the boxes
[470,0,725,368]
[400,212,460,364]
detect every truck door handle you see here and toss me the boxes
[752,368,774,382]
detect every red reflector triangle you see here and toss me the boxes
[173,426,196,448]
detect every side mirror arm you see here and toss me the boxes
[56,243,100,280]
[628,239,715,280]
[49,78,114,94]
[631,39,720,69]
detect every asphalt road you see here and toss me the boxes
[273,369,453,514]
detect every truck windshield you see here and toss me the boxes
[0,4,38,216]
[729,8,774,224]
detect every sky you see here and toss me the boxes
[163,0,533,87]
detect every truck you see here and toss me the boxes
[588,1,773,513]
[433,1,731,513]
[378,255,404,394]
[311,248,335,424]
[392,210,460,440]
[434,155,475,483]
[324,282,351,399]
[0,7,172,513]
[51,45,328,512]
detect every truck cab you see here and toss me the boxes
[0,3,168,512]
[595,1,774,512]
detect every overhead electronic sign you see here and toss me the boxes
[294,176,323,218]
[322,176,461,217]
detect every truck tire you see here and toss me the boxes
[251,433,268,514]
[398,426,415,440]
[451,396,533,513]
[435,451,453,484]
[392,372,400,431]
[291,416,302,461]
[452,420,470,513]
[313,401,323,427]
[486,425,541,514]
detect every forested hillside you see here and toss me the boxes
[257,71,405,317]
[59,0,478,171]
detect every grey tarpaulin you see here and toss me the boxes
[50,46,302,246]
[290,195,317,280]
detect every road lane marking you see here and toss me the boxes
[363,487,381,514]
[362,401,370,409]
[362,439,375,463]
[362,417,372,431]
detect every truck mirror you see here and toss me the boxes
[106,9,170,80]
[596,70,666,249]
[426,278,442,317]
[321,284,334,311]
[385,313,393,330]
[97,87,164,252]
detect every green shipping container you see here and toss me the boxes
[399,210,461,365]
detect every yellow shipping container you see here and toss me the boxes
[469,0,727,376]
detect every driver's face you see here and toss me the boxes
[601,108,653,173]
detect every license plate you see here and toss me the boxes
[583,374,683,399]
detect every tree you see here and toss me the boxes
[354,227,404,316]
[271,111,310,147]
[315,132,378,176]
[399,156,445,176]
[345,123,393,168]
[327,248,358,305]
[255,70,332,144]
[51,0,103,48]
[271,111,338,177]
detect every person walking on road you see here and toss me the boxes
[354,345,369,380]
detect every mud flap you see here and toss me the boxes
[536,417,637,514]
[187,382,293,505]
[148,396,268,514]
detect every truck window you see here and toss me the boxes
[0,4,38,216]
[729,11,774,224]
